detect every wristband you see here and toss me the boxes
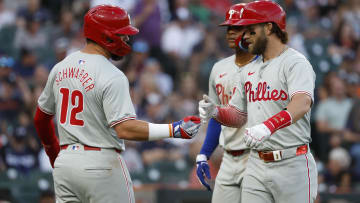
[148,123,172,141]
[263,110,292,134]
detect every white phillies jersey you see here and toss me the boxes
[208,54,253,151]
[230,48,316,151]
[38,51,136,151]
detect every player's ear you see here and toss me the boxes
[264,23,273,36]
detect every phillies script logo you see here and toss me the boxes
[244,81,288,102]
[216,84,236,105]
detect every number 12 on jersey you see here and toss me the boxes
[59,87,84,126]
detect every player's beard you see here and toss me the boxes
[249,29,267,55]
[110,54,124,61]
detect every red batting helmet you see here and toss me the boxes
[219,3,246,26]
[84,5,139,57]
[234,1,286,31]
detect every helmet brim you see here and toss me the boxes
[219,19,242,26]
[117,25,139,35]
[233,19,286,31]
[232,19,267,27]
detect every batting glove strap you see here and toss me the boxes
[263,110,292,134]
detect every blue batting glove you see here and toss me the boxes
[196,154,211,191]
[172,116,201,139]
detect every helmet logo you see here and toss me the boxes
[229,9,236,19]
[240,8,244,18]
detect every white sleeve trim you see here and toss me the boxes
[38,106,54,115]
[110,116,136,128]
[290,91,313,101]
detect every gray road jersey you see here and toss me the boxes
[230,48,316,151]
[38,51,136,151]
[209,54,251,151]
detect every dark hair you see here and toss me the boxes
[269,23,288,44]
[86,38,96,44]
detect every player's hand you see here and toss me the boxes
[43,144,60,168]
[198,95,218,123]
[243,123,271,148]
[172,116,201,139]
[196,154,211,191]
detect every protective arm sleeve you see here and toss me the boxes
[215,105,247,128]
[34,106,60,168]
[199,118,221,159]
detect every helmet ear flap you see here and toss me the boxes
[102,30,114,44]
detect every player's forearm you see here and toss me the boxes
[34,106,60,167]
[200,118,221,158]
[214,105,247,128]
[114,120,154,141]
[34,107,59,147]
[286,93,312,123]
[113,120,176,141]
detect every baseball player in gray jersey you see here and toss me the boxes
[33,5,201,203]
[195,3,257,203]
[199,1,317,203]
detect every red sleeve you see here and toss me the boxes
[215,105,247,128]
[34,106,59,168]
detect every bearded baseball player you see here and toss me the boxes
[199,1,318,203]
[33,5,201,203]
[195,3,258,202]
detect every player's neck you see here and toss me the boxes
[81,43,111,59]
[235,51,255,67]
[262,39,287,62]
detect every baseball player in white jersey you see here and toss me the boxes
[199,1,318,203]
[33,5,201,203]
[195,3,258,203]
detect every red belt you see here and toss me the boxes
[61,145,121,153]
[258,145,308,162]
[226,149,245,157]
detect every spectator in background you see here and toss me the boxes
[13,48,37,78]
[0,0,15,30]
[315,75,353,160]
[126,40,150,75]
[344,98,360,180]
[132,0,163,49]
[323,147,352,193]
[189,27,225,92]
[122,141,144,174]
[13,14,48,53]
[161,7,203,61]
[50,10,78,46]
[330,20,359,58]
[0,56,15,82]
[0,78,22,122]
[0,125,38,175]
[143,58,173,96]
[16,0,50,24]
[90,0,138,13]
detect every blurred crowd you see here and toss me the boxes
[0,0,360,201]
